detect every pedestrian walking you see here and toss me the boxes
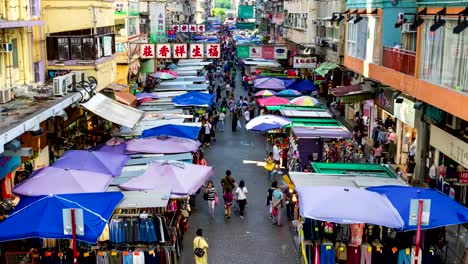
[218,110,226,131]
[272,141,281,172]
[235,180,248,219]
[266,181,278,218]
[203,119,212,147]
[223,188,234,219]
[204,181,216,219]
[272,184,284,226]
[232,110,239,132]
[283,186,297,221]
[220,170,236,193]
[264,152,275,181]
[243,107,251,126]
[193,229,209,264]
[198,152,207,166]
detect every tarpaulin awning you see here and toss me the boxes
[126,135,201,154]
[330,84,374,104]
[81,93,144,128]
[288,79,317,92]
[367,186,468,230]
[141,124,202,140]
[297,186,404,228]
[315,62,338,76]
[115,190,171,208]
[253,77,286,90]
[171,92,214,107]
[291,126,351,139]
[0,192,124,243]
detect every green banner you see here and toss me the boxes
[238,5,254,19]
[236,22,255,30]
[236,46,250,58]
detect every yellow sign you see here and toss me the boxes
[367,247,372,253]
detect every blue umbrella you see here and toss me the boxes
[0,192,124,243]
[167,63,178,70]
[367,186,468,230]
[142,124,202,140]
[246,115,291,132]
[172,92,214,107]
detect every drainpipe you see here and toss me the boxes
[19,27,28,84]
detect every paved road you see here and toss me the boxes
[180,77,299,264]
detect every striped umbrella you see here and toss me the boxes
[150,72,176,80]
[290,96,320,106]
[278,89,302,96]
[254,90,278,97]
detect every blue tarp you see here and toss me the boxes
[288,79,318,92]
[172,92,214,107]
[367,186,468,230]
[142,124,201,140]
[0,192,124,243]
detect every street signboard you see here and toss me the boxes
[293,56,317,68]
[238,5,254,19]
[236,22,256,30]
[236,46,250,59]
[409,199,431,226]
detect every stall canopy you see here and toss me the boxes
[314,61,338,76]
[171,92,214,107]
[114,91,137,107]
[115,190,171,208]
[288,79,317,92]
[119,161,215,195]
[81,93,144,128]
[13,167,113,196]
[0,192,124,243]
[141,124,202,140]
[291,126,351,139]
[51,150,129,176]
[367,186,468,230]
[257,96,290,106]
[92,140,127,155]
[246,115,292,132]
[126,135,201,154]
[329,84,374,104]
[253,77,286,90]
[297,186,404,228]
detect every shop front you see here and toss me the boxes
[393,96,418,169]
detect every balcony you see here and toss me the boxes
[382,46,416,76]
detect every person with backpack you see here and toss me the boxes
[193,228,208,264]
[235,180,248,219]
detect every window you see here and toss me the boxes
[57,38,69,60]
[346,16,380,64]
[419,20,468,92]
[70,38,82,60]
[82,38,95,60]
[33,62,40,82]
[326,27,339,40]
[12,38,18,68]
[128,18,138,37]
[30,0,38,17]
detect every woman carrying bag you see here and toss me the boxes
[235,180,248,219]
[264,152,275,181]
[204,181,216,220]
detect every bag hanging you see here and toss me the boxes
[237,120,241,129]
[264,162,275,171]
[194,238,205,257]
[214,195,219,206]
[272,207,278,217]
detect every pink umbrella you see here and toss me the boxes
[160,70,178,77]
[119,161,215,195]
[126,135,201,154]
[257,96,290,106]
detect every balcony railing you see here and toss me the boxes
[382,46,416,76]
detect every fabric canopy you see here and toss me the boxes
[288,79,317,92]
[0,192,123,243]
[126,135,201,154]
[257,96,290,106]
[119,161,215,195]
[367,186,468,230]
[141,124,202,140]
[171,92,214,107]
[315,62,338,76]
[291,126,352,139]
[253,77,286,90]
[297,186,404,228]
[52,150,129,177]
[13,167,113,196]
[246,115,291,132]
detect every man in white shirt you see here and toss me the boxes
[243,108,250,124]
[272,141,281,173]
[218,111,226,131]
[203,121,212,147]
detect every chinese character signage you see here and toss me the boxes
[197,25,205,32]
[180,25,188,32]
[262,46,275,59]
[140,44,155,58]
[114,2,126,15]
[173,24,205,32]
[206,44,221,58]
[190,43,204,58]
[274,46,288,59]
[293,56,317,68]
[173,25,180,31]
[249,46,262,58]
[157,44,171,58]
[189,24,197,32]
[238,5,254,19]
[149,2,166,43]
[236,22,255,30]
[173,43,187,59]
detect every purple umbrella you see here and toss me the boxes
[13,167,113,196]
[126,135,201,154]
[136,92,159,101]
[51,150,129,177]
[253,77,286,90]
[119,161,215,195]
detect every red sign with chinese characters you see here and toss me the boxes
[459,171,468,184]
[189,24,197,32]
[262,46,275,59]
[173,43,188,59]
[293,56,317,68]
[173,25,180,31]
[156,44,171,59]
[140,44,155,59]
[206,44,220,58]
[190,44,204,58]
[197,25,205,32]
[180,24,188,32]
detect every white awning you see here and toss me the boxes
[81,93,144,128]
[114,190,171,208]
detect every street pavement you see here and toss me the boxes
[180,78,299,263]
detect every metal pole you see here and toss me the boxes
[414,199,423,264]
[71,208,78,264]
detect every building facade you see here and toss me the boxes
[42,0,117,91]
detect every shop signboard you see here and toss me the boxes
[156,44,171,59]
[149,2,166,43]
[236,46,250,59]
[393,97,415,127]
[249,46,262,58]
[189,24,197,32]
[197,25,205,32]
[172,43,187,59]
[236,22,255,30]
[206,44,221,58]
[429,126,468,168]
[262,46,275,59]
[375,89,395,115]
[140,44,155,59]
[114,2,126,15]
[180,24,188,32]
[173,25,180,31]
[0,155,21,180]
[238,5,254,19]
[274,46,288,59]
[293,56,317,69]
[190,43,205,59]
[459,171,468,184]
[167,30,176,41]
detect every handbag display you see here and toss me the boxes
[194,238,205,257]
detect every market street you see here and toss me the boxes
[180,81,299,263]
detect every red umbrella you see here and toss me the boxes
[257,96,290,106]
[160,70,178,77]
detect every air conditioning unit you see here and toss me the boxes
[0,43,13,53]
[0,88,12,104]
[402,23,416,33]
[53,76,68,96]
[72,71,88,83]
[65,73,74,89]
